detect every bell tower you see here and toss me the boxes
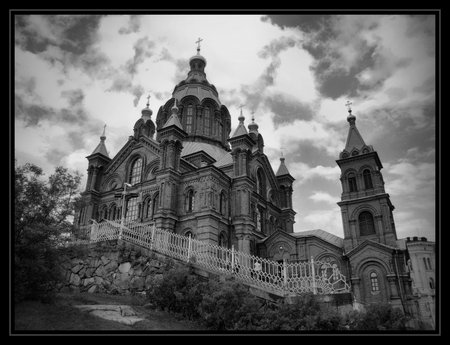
[336,102,398,253]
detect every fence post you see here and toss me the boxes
[311,256,317,295]
[150,224,156,251]
[231,245,235,272]
[283,259,288,289]
[187,234,192,263]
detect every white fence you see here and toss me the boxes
[87,219,350,296]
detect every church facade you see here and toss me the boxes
[75,46,419,316]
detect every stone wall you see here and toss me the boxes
[56,240,178,295]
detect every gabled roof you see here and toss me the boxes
[181,141,233,168]
[162,113,183,129]
[291,229,343,248]
[345,239,399,257]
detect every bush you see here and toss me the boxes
[345,303,410,330]
[145,265,410,332]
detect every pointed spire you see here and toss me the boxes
[91,124,109,157]
[163,98,183,129]
[232,105,248,137]
[276,155,291,177]
[343,101,366,153]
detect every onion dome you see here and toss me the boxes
[141,95,153,121]
[248,112,259,133]
[232,107,248,137]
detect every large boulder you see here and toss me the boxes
[118,262,131,274]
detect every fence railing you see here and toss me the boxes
[87,219,350,295]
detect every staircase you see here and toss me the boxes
[82,219,350,298]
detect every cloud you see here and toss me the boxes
[288,162,341,185]
[118,15,141,34]
[125,36,155,75]
[267,93,314,126]
[309,191,337,204]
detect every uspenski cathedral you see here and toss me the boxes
[75,42,422,313]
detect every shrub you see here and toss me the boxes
[345,303,410,330]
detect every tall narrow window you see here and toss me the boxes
[370,272,379,292]
[151,193,159,220]
[427,257,432,270]
[348,173,358,192]
[186,105,193,133]
[125,197,139,221]
[220,191,226,215]
[204,107,210,135]
[129,157,143,185]
[359,211,376,236]
[145,198,152,218]
[257,169,265,197]
[186,189,195,213]
[363,169,373,189]
[429,277,435,289]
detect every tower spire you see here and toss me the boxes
[91,124,109,157]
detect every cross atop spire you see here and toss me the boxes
[345,100,353,113]
[146,94,151,108]
[238,104,245,123]
[195,37,203,54]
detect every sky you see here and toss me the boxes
[13,12,437,242]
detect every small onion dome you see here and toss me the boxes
[347,110,356,125]
[238,109,245,124]
[141,97,153,120]
[189,53,207,66]
[248,115,259,132]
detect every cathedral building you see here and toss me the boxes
[75,44,421,316]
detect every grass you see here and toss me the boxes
[12,292,206,333]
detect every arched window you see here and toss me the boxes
[204,107,210,135]
[109,204,116,220]
[129,157,143,185]
[363,169,373,189]
[429,277,435,289]
[218,232,228,247]
[186,105,193,133]
[186,189,195,213]
[152,193,159,219]
[359,211,376,236]
[185,230,195,239]
[427,257,432,270]
[370,271,380,292]
[144,198,152,218]
[125,197,139,221]
[348,173,358,192]
[101,206,108,221]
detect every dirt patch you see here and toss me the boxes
[14,292,206,332]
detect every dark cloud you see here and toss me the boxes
[125,37,155,75]
[107,76,144,107]
[317,68,360,99]
[118,15,141,35]
[263,14,334,33]
[266,93,314,126]
[61,89,84,107]
[258,36,297,59]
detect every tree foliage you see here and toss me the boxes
[14,161,82,302]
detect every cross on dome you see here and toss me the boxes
[146,94,151,107]
[195,37,203,54]
[345,100,353,113]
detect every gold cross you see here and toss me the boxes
[195,37,203,52]
[345,100,353,112]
